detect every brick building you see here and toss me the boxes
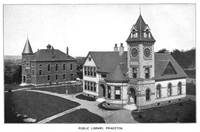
[21,39,77,86]
[82,14,187,110]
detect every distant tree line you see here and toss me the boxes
[157,48,195,69]
[4,60,22,84]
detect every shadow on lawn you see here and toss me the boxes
[131,100,196,123]
[76,94,96,101]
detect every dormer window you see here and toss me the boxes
[144,28,151,38]
[88,57,91,61]
[131,29,138,38]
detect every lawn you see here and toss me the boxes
[5,91,80,123]
[76,94,96,101]
[48,108,105,123]
[131,100,196,123]
[186,83,196,95]
[32,85,83,94]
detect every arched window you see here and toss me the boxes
[156,84,161,98]
[167,83,172,96]
[63,64,66,70]
[70,63,73,70]
[146,89,151,101]
[178,82,182,95]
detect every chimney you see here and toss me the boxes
[119,43,124,56]
[114,44,118,51]
[66,47,69,55]
[47,44,51,49]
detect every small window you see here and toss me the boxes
[89,57,91,61]
[167,83,172,96]
[70,63,73,70]
[55,75,58,80]
[132,68,137,78]
[94,82,96,92]
[48,64,50,71]
[156,84,161,98]
[55,64,58,71]
[32,70,34,75]
[63,74,66,80]
[146,89,151,101]
[84,66,87,75]
[70,74,73,80]
[101,74,107,78]
[94,67,96,77]
[178,82,182,95]
[84,81,87,90]
[39,64,42,66]
[91,82,93,91]
[39,70,42,75]
[27,62,29,66]
[145,68,150,78]
[115,87,121,99]
[107,86,111,98]
[63,64,66,70]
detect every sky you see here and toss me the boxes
[3,4,195,57]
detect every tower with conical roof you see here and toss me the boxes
[21,38,34,85]
[126,13,156,109]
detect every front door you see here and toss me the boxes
[129,88,137,104]
[23,76,26,83]
[99,84,106,97]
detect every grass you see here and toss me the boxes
[76,94,96,101]
[48,108,105,123]
[131,100,196,123]
[32,85,83,94]
[5,91,80,123]
[186,83,196,95]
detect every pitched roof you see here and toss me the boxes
[126,15,156,42]
[31,49,76,61]
[154,53,187,81]
[22,38,33,55]
[87,51,187,81]
[89,51,128,74]
[105,65,129,83]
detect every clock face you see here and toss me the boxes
[144,47,151,58]
[131,47,138,59]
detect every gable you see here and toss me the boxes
[84,53,96,67]
[162,62,177,75]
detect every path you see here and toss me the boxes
[26,89,137,123]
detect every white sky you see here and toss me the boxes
[3,4,195,57]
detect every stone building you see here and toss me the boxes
[21,39,77,86]
[82,14,187,109]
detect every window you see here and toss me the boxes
[115,87,121,99]
[178,82,182,95]
[156,84,161,98]
[84,81,87,90]
[90,67,93,76]
[39,64,42,66]
[132,68,137,78]
[70,74,73,80]
[91,82,93,91]
[107,86,111,98]
[94,82,96,92]
[101,74,107,78]
[63,64,66,70]
[39,70,42,76]
[55,75,58,80]
[55,64,58,71]
[167,83,172,96]
[89,57,91,61]
[145,68,150,78]
[47,75,50,81]
[94,67,96,76]
[27,62,29,66]
[32,70,34,75]
[63,74,66,80]
[70,63,73,70]
[87,67,90,75]
[146,89,151,101]
[48,64,50,71]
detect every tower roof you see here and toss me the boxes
[105,64,129,83]
[22,38,33,55]
[126,14,156,42]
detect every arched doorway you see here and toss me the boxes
[99,84,106,97]
[128,87,137,104]
[22,76,26,83]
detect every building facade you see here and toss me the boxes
[82,14,187,109]
[21,40,77,86]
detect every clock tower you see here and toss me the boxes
[126,14,156,108]
[126,14,156,80]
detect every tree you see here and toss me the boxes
[157,48,169,53]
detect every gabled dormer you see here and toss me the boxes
[162,61,177,76]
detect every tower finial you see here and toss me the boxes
[27,34,29,39]
[139,6,141,15]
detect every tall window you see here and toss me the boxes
[63,74,66,80]
[32,70,34,75]
[167,83,172,96]
[156,84,161,98]
[90,67,93,76]
[55,75,58,80]
[55,64,58,71]
[115,87,121,99]
[70,63,73,70]
[146,89,151,101]
[107,86,111,98]
[94,67,96,76]
[91,82,93,91]
[132,68,137,78]
[178,82,182,95]
[84,81,87,90]
[70,74,73,80]
[84,67,87,75]
[48,64,50,71]
[39,70,42,76]
[47,75,50,81]
[63,64,66,70]
[145,68,150,78]
[94,82,96,92]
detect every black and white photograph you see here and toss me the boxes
[2,2,197,132]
